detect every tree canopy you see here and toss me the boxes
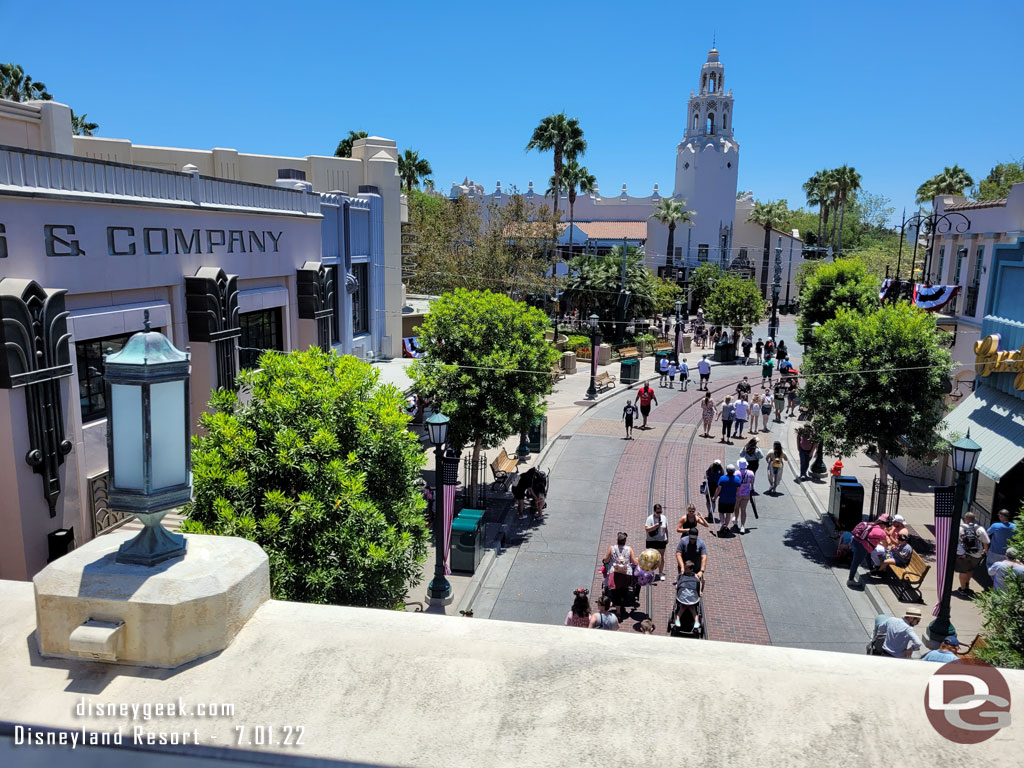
[562,247,657,323]
[797,258,879,343]
[916,165,974,205]
[526,113,586,217]
[182,348,429,608]
[973,159,1024,201]
[703,272,765,333]
[397,149,432,193]
[801,304,954,516]
[335,130,368,158]
[689,262,722,309]
[0,62,52,102]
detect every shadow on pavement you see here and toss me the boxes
[781,519,835,569]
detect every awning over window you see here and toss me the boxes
[941,388,1024,480]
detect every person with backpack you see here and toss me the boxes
[603,532,639,617]
[955,511,990,596]
[848,520,888,588]
[634,382,658,430]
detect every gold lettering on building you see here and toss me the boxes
[974,334,1024,390]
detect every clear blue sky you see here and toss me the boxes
[6,0,1022,221]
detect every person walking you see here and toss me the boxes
[739,437,764,492]
[565,588,592,627]
[603,532,639,618]
[761,357,774,389]
[987,509,1018,567]
[954,511,989,597]
[667,360,678,389]
[988,547,1024,591]
[677,502,710,534]
[700,391,715,438]
[733,396,749,439]
[679,357,689,391]
[786,379,800,417]
[772,384,786,422]
[735,457,755,534]
[697,354,712,390]
[735,376,753,400]
[766,441,788,494]
[758,392,772,431]
[713,463,743,535]
[658,355,669,387]
[622,399,637,440]
[590,595,620,630]
[796,427,816,481]
[703,460,724,522]
[645,504,670,580]
[741,337,752,365]
[755,338,764,365]
[716,396,735,444]
[635,382,658,430]
[776,340,787,365]
[764,338,775,363]
[675,526,708,580]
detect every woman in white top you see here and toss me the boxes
[645,504,669,579]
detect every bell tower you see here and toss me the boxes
[674,47,740,266]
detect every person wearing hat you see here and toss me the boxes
[987,546,1024,591]
[922,635,961,663]
[734,458,755,534]
[879,607,923,658]
[987,508,1018,568]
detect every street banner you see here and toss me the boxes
[441,453,460,575]
[932,486,956,616]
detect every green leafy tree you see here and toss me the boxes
[526,112,586,218]
[652,275,685,315]
[182,348,429,608]
[397,149,432,193]
[797,258,879,343]
[748,199,791,298]
[0,63,52,101]
[334,130,368,158]
[70,110,98,136]
[973,159,1024,201]
[975,522,1024,669]
[562,246,657,325]
[649,197,695,266]
[916,165,974,205]
[801,304,954,517]
[689,262,721,310]
[410,290,558,504]
[702,271,765,334]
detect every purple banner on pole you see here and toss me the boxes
[933,486,956,616]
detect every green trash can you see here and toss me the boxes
[713,342,725,363]
[620,358,640,386]
[528,417,548,453]
[457,508,485,524]
[654,349,671,374]
[450,515,483,573]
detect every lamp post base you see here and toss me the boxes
[927,616,956,643]
[427,578,452,605]
[516,431,531,461]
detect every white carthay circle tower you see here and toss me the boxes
[673,46,740,265]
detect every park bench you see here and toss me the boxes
[489,451,519,492]
[883,550,931,603]
[958,634,988,664]
[618,346,640,360]
[652,342,673,354]
[594,371,616,391]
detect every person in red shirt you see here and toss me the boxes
[847,521,888,588]
[634,383,658,430]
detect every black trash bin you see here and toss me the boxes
[528,416,548,453]
[621,358,640,386]
[830,476,865,532]
[450,514,484,573]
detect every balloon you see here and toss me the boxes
[635,568,655,586]
[639,548,662,572]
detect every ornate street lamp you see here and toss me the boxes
[674,299,683,357]
[928,432,982,641]
[104,311,191,566]
[425,412,452,603]
[586,313,601,400]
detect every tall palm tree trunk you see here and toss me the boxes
[666,224,676,267]
[552,149,562,218]
[816,202,824,245]
[836,194,848,258]
[829,198,840,252]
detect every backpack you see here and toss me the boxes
[961,523,981,554]
[612,545,630,574]
[852,522,875,542]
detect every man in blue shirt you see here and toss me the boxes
[987,508,1017,567]
[713,464,743,535]
[922,635,961,663]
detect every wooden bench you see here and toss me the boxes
[884,550,931,603]
[958,634,988,664]
[618,346,640,360]
[594,371,616,391]
[652,342,673,354]
[489,451,519,492]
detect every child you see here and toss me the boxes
[622,399,637,440]
[835,528,854,564]
[679,358,689,391]
[667,360,678,389]
[673,561,702,631]
[877,531,913,573]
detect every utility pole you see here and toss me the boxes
[770,237,782,340]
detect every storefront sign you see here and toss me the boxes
[974,334,1024,390]
[7,223,283,258]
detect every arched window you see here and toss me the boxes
[692,113,699,131]
[721,113,727,130]
[709,74,716,93]
[701,74,707,92]
[706,113,715,134]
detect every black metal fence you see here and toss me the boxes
[869,477,901,520]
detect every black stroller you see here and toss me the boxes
[600,566,641,616]
[512,467,548,517]
[668,575,706,639]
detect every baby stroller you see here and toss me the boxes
[668,576,706,639]
[601,566,641,616]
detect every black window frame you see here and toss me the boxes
[76,332,135,423]
[239,308,284,370]
[352,262,369,336]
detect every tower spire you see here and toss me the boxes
[712,31,716,48]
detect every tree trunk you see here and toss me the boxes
[816,203,823,245]
[470,438,483,507]
[830,198,840,251]
[820,205,830,249]
[666,223,676,266]
[876,446,889,519]
[568,194,575,259]
[552,150,562,218]
[836,194,847,258]
[759,224,771,297]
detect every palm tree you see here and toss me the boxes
[833,164,862,258]
[70,110,98,136]
[748,199,791,298]
[0,63,52,102]
[550,160,597,259]
[526,113,586,219]
[649,197,695,267]
[915,165,974,205]
[397,149,432,193]
[802,170,827,245]
[334,130,368,158]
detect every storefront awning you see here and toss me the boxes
[941,388,1024,480]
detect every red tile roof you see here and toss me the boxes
[565,221,648,240]
[945,198,1007,211]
